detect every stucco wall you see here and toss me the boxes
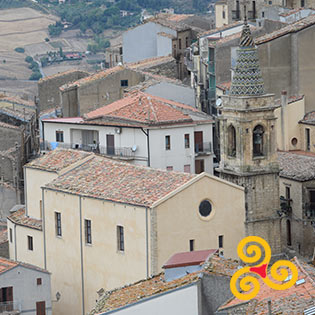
[154,175,245,273]
[300,123,315,152]
[0,265,51,315]
[123,22,176,63]
[215,3,229,28]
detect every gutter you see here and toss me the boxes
[140,128,150,167]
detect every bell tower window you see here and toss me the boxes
[253,125,264,157]
[227,125,236,157]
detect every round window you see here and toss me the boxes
[199,200,212,217]
[291,137,298,146]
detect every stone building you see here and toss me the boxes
[217,21,282,254]
[38,70,89,113]
[278,151,315,258]
[60,66,145,117]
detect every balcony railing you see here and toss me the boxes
[195,142,212,155]
[0,301,21,314]
[305,203,315,218]
[41,141,135,159]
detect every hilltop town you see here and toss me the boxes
[0,1,314,314]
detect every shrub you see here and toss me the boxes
[29,71,42,81]
[14,47,25,53]
[25,56,33,63]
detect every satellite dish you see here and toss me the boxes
[131,144,137,152]
[216,98,222,107]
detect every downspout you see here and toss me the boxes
[42,188,47,269]
[24,167,27,216]
[14,224,17,261]
[79,196,85,315]
[145,207,149,278]
[141,128,150,167]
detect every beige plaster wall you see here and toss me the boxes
[274,98,305,151]
[25,167,57,219]
[215,3,229,28]
[43,189,149,315]
[300,123,315,152]
[7,219,44,269]
[154,175,245,272]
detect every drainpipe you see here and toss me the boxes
[145,207,149,278]
[141,128,150,167]
[14,224,17,261]
[280,90,287,151]
[24,167,27,216]
[42,188,47,270]
[79,196,85,315]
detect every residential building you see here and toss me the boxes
[90,250,239,315]
[42,92,214,174]
[0,257,51,315]
[38,70,89,112]
[217,21,282,254]
[8,148,246,314]
[0,222,8,258]
[217,257,315,314]
[60,66,145,117]
[278,151,315,258]
[299,110,315,152]
[256,14,315,113]
[123,14,211,80]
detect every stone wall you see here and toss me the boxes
[0,125,22,152]
[38,70,89,112]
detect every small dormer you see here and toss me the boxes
[162,249,217,282]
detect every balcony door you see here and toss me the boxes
[0,287,13,312]
[36,301,46,315]
[195,159,204,174]
[106,134,115,155]
[194,131,203,153]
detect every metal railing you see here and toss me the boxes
[195,142,212,155]
[41,141,135,158]
[0,301,21,314]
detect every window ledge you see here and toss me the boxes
[253,156,265,160]
[85,243,92,247]
[117,250,125,255]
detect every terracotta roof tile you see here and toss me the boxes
[84,92,211,127]
[219,257,315,314]
[278,151,315,181]
[26,148,92,172]
[90,253,239,314]
[256,14,315,44]
[8,208,42,230]
[39,69,89,82]
[0,229,7,244]
[46,155,195,207]
[126,56,174,70]
[0,121,20,130]
[0,257,49,274]
[301,110,315,124]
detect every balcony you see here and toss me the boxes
[195,142,212,155]
[304,203,315,218]
[0,301,21,314]
[41,141,136,160]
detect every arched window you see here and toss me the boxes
[253,125,264,157]
[227,125,236,157]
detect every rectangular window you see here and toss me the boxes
[184,134,190,148]
[9,228,12,243]
[185,37,189,48]
[117,226,124,252]
[56,130,64,143]
[37,278,42,285]
[219,235,224,248]
[85,219,92,244]
[55,212,62,237]
[306,128,310,151]
[120,80,128,87]
[27,235,33,251]
[179,38,182,50]
[184,164,191,173]
[39,200,42,219]
[222,10,225,19]
[166,166,173,171]
[165,135,171,150]
[285,186,291,201]
[189,239,194,252]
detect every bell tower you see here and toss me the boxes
[217,20,281,254]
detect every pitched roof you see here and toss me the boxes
[60,66,125,91]
[127,56,175,70]
[0,97,35,122]
[0,121,20,130]
[163,249,217,269]
[256,14,315,45]
[278,151,315,181]
[219,257,315,314]
[84,92,212,127]
[25,148,92,172]
[8,208,42,230]
[90,254,239,314]
[39,69,89,82]
[0,257,49,275]
[300,110,315,125]
[45,155,195,207]
[0,228,7,244]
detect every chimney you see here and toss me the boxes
[280,90,288,151]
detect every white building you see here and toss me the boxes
[42,92,214,174]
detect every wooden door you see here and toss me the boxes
[195,159,204,174]
[194,131,203,153]
[36,301,46,315]
[106,134,115,155]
